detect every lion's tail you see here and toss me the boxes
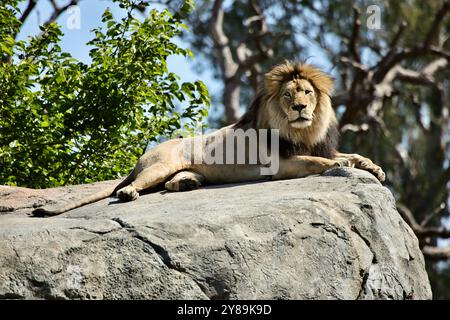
[32,171,135,217]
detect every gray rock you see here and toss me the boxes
[0,168,432,299]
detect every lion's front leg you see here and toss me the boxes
[273,155,353,180]
[334,152,385,182]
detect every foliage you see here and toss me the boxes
[0,0,209,188]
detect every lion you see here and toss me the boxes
[32,61,385,217]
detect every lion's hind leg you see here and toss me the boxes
[116,164,174,201]
[165,171,204,192]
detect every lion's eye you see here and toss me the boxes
[305,90,312,95]
[284,92,291,98]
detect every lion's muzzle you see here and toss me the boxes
[292,104,307,112]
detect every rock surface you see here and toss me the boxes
[0,168,432,299]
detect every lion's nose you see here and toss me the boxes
[292,104,306,112]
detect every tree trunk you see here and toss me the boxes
[223,78,241,123]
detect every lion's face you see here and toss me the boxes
[279,78,317,129]
[235,61,337,147]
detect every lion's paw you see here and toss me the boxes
[354,157,386,182]
[363,162,386,182]
[165,177,201,192]
[116,186,139,202]
[332,158,354,168]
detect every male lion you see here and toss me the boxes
[33,61,385,217]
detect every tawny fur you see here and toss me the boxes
[32,61,385,217]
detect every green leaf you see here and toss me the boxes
[180,0,195,15]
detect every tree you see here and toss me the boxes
[163,0,450,297]
[0,0,209,188]
[182,0,300,125]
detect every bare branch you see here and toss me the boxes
[421,202,447,227]
[419,227,450,239]
[247,63,262,91]
[374,2,450,83]
[337,56,368,73]
[389,21,407,50]
[422,57,448,75]
[10,0,38,41]
[430,46,450,59]
[394,58,448,86]
[422,245,450,261]
[410,93,428,132]
[210,0,240,123]
[210,0,238,79]
[249,0,267,33]
[371,21,406,75]
[394,66,435,85]
[397,203,422,231]
[349,6,361,63]
[398,203,450,245]
[423,0,450,48]
[332,91,350,107]
[236,0,276,68]
[340,123,370,133]
[243,15,263,27]
[44,0,80,26]
[19,0,37,24]
[374,47,422,83]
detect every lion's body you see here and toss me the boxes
[32,61,385,217]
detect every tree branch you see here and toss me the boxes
[45,0,80,26]
[389,21,407,50]
[210,0,238,79]
[423,0,450,48]
[430,46,450,59]
[410,93,428,133]
[422,245,450,261]
[332,91,350,107]
[397,203,422,232]
[19,0,37,25]
[349,6,361,63]
[236,0,278,69]
[337,56,368,73]
[398,203,450,243]
[210,0,240,123]
[422,57,449,76]
[374,2,450,83]
[394,66,435,85]
[340,123,370,133]
[10,0,38,41]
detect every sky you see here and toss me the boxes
[16,0,222,97]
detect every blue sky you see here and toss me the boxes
[16,0,222,97]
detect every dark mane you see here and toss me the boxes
[233,90,265,129]
[278,123,339,159]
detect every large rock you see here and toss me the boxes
[0,168,432,299]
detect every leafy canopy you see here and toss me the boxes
[0,0,209,188]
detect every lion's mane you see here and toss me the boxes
[234,61,339,159]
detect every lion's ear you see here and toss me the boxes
[263,61,294,96]
[313,71,334,96]
[299,64,335,96]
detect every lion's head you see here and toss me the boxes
[235,61,337,150]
